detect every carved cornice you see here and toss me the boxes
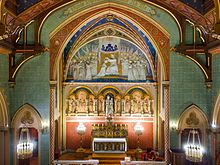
[208,45,220,55]
[0,40,14,55]
[2,0,216,44]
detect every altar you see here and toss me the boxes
[92,138,127,153]
[65,84,154,152]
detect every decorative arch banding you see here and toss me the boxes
[69,86,95,96]
[212,93,220,127]
[97,86,120,96]
[63,13,157,81]
[178,104,209,131]
[0,89,9,129]
[11,103,42,130]
[50,6,170,81]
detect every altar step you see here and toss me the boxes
[92,153,126,165]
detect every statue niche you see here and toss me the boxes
[76,91,88,113]
[105,94,115,117]
[66,89,96,116]
[131,91,143,114]
[123,89,153,116]
[65,86,153,117]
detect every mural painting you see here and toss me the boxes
[66,38,154,82]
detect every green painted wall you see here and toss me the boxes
[170,52,211,148]
[0,55,9,96]
[26,21,35,45]
[8,53,50,165]
[41,0,180,47]
[212,54,220,118]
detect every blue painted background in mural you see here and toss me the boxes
[64,16,157,64]
[66,37,153,82]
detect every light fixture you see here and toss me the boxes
[134,122,144,153]
[17,127,34,159]
[76,122,86,152]
[170,121,178,131]
[211,122,216,129]
[41,121,49,134]
[184,129,204,162]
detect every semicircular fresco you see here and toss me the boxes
[66,37,154,82]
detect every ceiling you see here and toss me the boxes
[1,0,218,45]
[4,0,215,15]
[179,0,214,13]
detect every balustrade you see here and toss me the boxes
[53,160,99,165]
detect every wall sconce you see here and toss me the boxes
[134,122,144,153]
[41,121,49,134]
[76,122,86,152]
[211,122,216,129]
[170,121,178,131]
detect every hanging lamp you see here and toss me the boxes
[17,127,34,159]
[184,129,204,162]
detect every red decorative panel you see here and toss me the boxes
[66,119,153,150]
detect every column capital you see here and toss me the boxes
[162,81,170,87]
[49,80,57,88]
[211,127,220,134]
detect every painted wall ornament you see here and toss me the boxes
[21,111,34,125]
[66,38,153,82]
[186,112,200,126]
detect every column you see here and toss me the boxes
[153,84,158,150]
[0,131,5,165]
[50,81,56,164]
[163,84,170,164]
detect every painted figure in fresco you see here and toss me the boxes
[78,61,86,80]
[121,58,128,76]
[128,61,135,80]
[139,61,147,80]
[105,95,114,116]
[106,44,114,51]
[106,54,119,75]
[72,61,79,80]
[97,58,108,77]
[85,61,92,80]
[132,61,139,80]
[101,45,105,51]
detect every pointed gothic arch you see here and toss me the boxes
[11,103,43,165]
[11,103,42,129]
[49,5,170,82]
[0,88,9,129]
[212,93,220,127]
[177,104,210,147]
[0,89,9,165]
